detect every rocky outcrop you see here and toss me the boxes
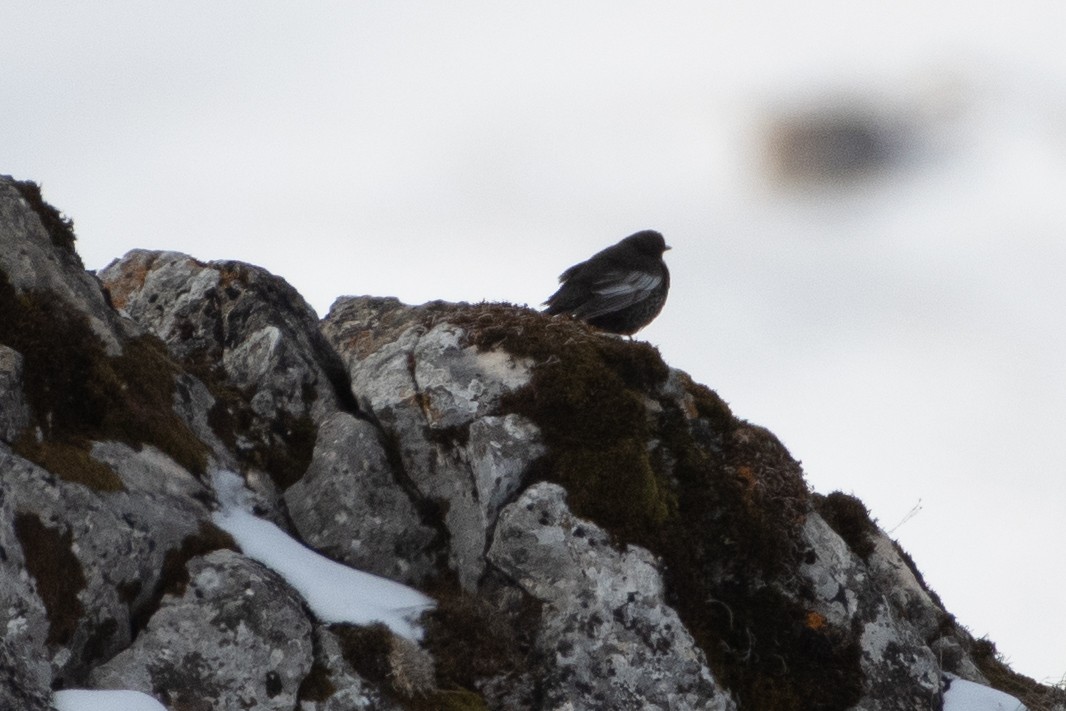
[0,173,1059,710]
[283,411,439,585]
[487,482,731,710]
[90,550,312,711]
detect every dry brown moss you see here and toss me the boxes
[12,434,124,492]
[970,638,1066,711]
[14,512,86,646]
[420,576,540,695]
[331,622,490,710]
[296,660,336,702]
[12,180,78,259]
[0,271,210,486]
[814,491,879,560]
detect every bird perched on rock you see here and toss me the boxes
[543,230,670,335]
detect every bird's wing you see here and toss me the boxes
[569,269,662,320]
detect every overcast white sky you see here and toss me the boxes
[4,1,1066,684]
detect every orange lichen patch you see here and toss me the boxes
[101,257,153,310]
[805,611,828,631]
[736,465,758,490]
[217,262,251,290]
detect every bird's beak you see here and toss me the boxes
[665,245,672,250]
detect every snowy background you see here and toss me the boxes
[3,1,1065,684]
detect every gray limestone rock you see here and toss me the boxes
[98,249,352,497]
[798,513,943,709]
[323,298,543,589]
[89,441,210,499]
[487,482,737,711]
[0,454,53,710]
[91,549,313,711]
[468,414,542,524]
[297,626,404,711]
[865,530,945,643]
[171,371,239,471]
[98,249,347,424]
[0,178,132,354]
[0,637,53,711]
[2,446,212,686]
[0,345,30,443]
[284,412,438,585]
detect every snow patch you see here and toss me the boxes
[54,689,167,711]
[211,470,434,640]
[943,674,1027,711]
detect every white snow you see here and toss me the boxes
[210,470,434,641]
[53,689,167,711]
[942,675,1027,711]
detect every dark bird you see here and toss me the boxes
[544,229,671,335]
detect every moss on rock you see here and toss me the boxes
[331,620,492,710]
[296,660,336,702]
[0,271,210,486]
[201,374,317,491]
[12,434,124,492]
[971,637,1066,711]
[435,302,863,710]
[12,180,78,260]
[815,491,878,560]
[126,521,239,641]
[421,576,539,695]
[14,512,86,646]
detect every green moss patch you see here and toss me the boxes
[0,272,209,486]
[14,512,86,646]
[448,304,675,547]
[435,303,862,709]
